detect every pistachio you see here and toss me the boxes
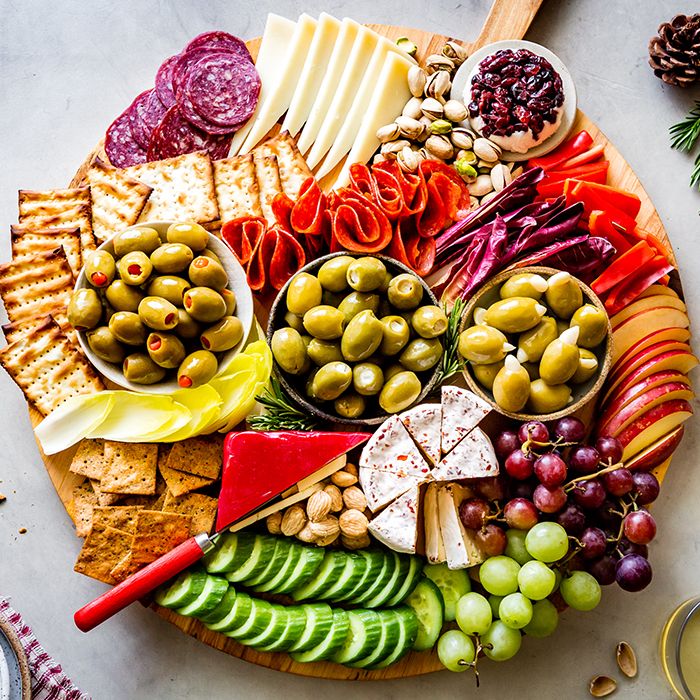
[426,70,452,100]
[469,195,480,209]
[512,165,525,179]
[455,148,477,164]
[477,158,495,170]
[372,153,387,165]
[396,115,424,140]
[425,134,454,160]
[450,128,474,150]
[381,138,411,159]
[407,65,427,97]
[443,99,468,123]
[397,146,421,173]
[589,676,617,697]
[454,158,478,181]
[402,96,424,120]
[376,122,400,143]
[442,40,469,66]
[469,173,494,197]
[490,163,512,192]
[616,641,637,678]
[430,119,452,135]
[480,190,500,205]
[396,36,418,57]
[420,97,444,120]
[425,53,455,74]
[473,137,502,162]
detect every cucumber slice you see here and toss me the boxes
[275,547,325,595]
[316,553,367,601]
[346,610,400,668]
[154,570,208,609]
[225,535,276,583]
[226,599,274,640]
[369,608,419,669]
[335,550,384,603]
[238,605,288,647]
[204,532,255,574]
[405,578,444,651]
[287,603,334,653]
[290,551,347,601]
[363,553,409,608]
[252,542,303,593]
[205,591,252,633]
[176,576,229,617]
[198,587,236,624]
[331,610,382,665]
[290,610,350,663]
[385,556,423,607]
[423,562,471,621]
[254,607,308,652]
[348,553,392,604]
[245,538,292,587]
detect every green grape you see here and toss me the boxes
[559,571,602,611]
[517,560,557,600]
[505,529,534,565]
[553,568,563,590]
[523,599,559,638]
[525,522,569,563]
[478,556,521,596]
[498,592,533,630]
[482,620,522,662]
[488,595,504,618]
[455,592,492,636]
[437,630,475,672]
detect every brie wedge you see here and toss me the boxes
[432,427,499,482]
[437,483,485,569]
[440,385,491,455]
[368,484,420,554]
[423,482,446,564]
[400,403,442,466]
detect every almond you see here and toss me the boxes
[342,485,367,511]
[345,463,358,477]
[323,483,344,512]
[309,515,340,541]
[266,510,282,535]
[281,505,306,536]
[341,533,371,550]
[296,522,316,543]
[339,508,369,538]
[331,470,358,488]
[306,490,333,522]
[315,532,340,547]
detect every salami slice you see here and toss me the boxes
[185,31,253,64]
[177,85,240,135]
[155,54,180,108]
[105,108,148,168]
[128,89,167,150]
[171,47,229,99]
[221,217,267,265]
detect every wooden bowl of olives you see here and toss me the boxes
[267,252,447,426]
[70,221,254,394]
[458,266,612,421]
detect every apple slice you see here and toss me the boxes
[639,284,679,299]
[598,381,694,437]
[652,455,674,484]
[611,326,690,375]
[618,399,693,460]
[612,307,689,364]
[624,425,684,472]
[611,294,687,328]
[600,370,690,414]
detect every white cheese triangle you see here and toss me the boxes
[360,468,423,513]
[440,385,491,455]
[423,482,446,564]
[432,427,499,482]
[437,483,485,569]
[400,403,442,466]
[368,485,420,554]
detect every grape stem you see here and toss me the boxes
[563,460,624,492]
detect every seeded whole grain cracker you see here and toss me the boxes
[74,524,133,584]
[69,481,98,538]
[165,436,222,480]
[100,441,158,495]
[91,506,144,533]
[256,131,313,200]
[0,316,104,416]
[163,492,218,535]
[89,479,122,506]
[69,439,107,480]
[212,154,263,221]
[158,462,214,498]
[253,152,282,227]
[10,224,82,276]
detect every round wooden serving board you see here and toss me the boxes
[35,0,681,681]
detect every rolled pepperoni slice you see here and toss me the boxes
[155,54,180,108]
[330,189,393,254]
[389,217,436,277]
[221,216,267,265]
[263,227,307,291]
[271,192,294,233]
[105,108,148,168]
[375,161,427,217]
[290,178,326,236]
[419,160,471,220]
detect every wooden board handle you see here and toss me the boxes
[473,0,544,49]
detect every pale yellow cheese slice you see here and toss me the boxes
[424,482,446,564]
[438,483,485,570]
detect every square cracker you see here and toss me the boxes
[69,439,107,480]
[253,152,282,227]
[2,309,77,348]
[69,482,98,538]
[88,156,152,243]
[91,505,144,534]
[89,479,122,506]
[212,154,263,221]
[0,316,104,416]
[165,436,222,479]
[10,224,82,276]
[74,524,133,585]
[18,188,95,253]
[124,152,219,224]
[100,441,158,495]
[163,492,218,535]
[256,132,313,200]
[158,462,214,498]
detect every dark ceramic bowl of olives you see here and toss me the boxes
[72,221,254,394]
[267,252,447,427]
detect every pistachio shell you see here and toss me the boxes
[589,676,617,697]
[421,97,444,120]
[443,99,468,123]
[376,123,400,143]
[450,128,474,150]
[425,53,455,74]
[616,641,637,678]
[402,96,424,120]
[470,173,494,197]
[408,65,427,97]
[442,40,469,65]
[426,71,452,100]
[490,163,512,192]
[425,134,454,160]
[396,115,424,139]
[381,139,412,158]
[473,137,502,162]
[397,146,421,173]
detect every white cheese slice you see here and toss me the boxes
[433,427,499,482]
[368,484,420,554]
[360,468,423,513]
[438,483,485,570]
[280,13,342,137]
[296,18,361,155]
[440,385,492,455]
[400,403,442,466]
[229,14,298,156]
[423,482,446,564]
[332,51,415,188]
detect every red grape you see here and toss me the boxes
[595,436,623,464]
[623,510,657,545]
[595,498,622,529]
[616,553,653,592]
[588,555,617,585]
[505,449,535,480]
[534,452,568,487]
[474,524,507,556]
[601,468,634,496]
[459,498,490,530]
[632,472,660,505]
[557,503,586,534]
[533,484,567,513]
[619,538,648,559]
[569,445,600,473]
[474,477,506,501]
[580,527,607,559]
[503,498,539,530]
[571,479,606,509]
[496,430,521,460]
[554,417,586,443]
[509,480,535,501]
[518,421,550,445]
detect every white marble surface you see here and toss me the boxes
[1,1,699,698]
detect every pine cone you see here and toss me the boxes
[649,14,700,87]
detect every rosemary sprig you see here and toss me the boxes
[435,298,466,385]
[670,100,700,151]
[691,152,700,189]
[248,376,319,432]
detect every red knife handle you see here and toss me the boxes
[74,533,214,632]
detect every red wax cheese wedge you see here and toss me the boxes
[217,431,370,530]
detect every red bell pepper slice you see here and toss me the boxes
[566,181,638,233]
[573,182,641,218]
[591,240,656,295]
[604,256,675,315]
[559,144,606,170]
[588,210,632,255]
[529,131,594,171]
[631,227,671,260]
[537,162,609,198]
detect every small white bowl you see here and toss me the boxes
[75,221,254,394]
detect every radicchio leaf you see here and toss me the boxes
[535,236,616,281]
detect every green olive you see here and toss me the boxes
[539,328,580,385]
[307,338,343,366]
[379,315,410,356]
[458,325,512,364]
[151,243,194,274]
[353,362,384,396]
[105,279,144,313]
[284,311,304,334]
[305,369,319,400]
[146,332,187,369]
[570,304,608,348]
[311,361,353,401]
[399,337,443,372]
[177,350,218,388]
[123,352,166,385]
[84,250,116,288]
[303,305,345,340]
[176,308,201,339]
[67,288,102,330]
[183,287,227,323]
[341,310,384,362]
[528,379,571,413]
[337,292,380,324]
[221,288,237,316]
[483,297,547,333]
[384,363,404,381]
[387,273,424,310]
[202,248,222,265]
[117,251,152,286]
[334,392,366,419]
[346,257,387,292]
[108,311,147,345]
[271,327,308,375]
[113,227,161,257]
[471,360,504,391]
[201,316,243,352]
[500,273,548,300]
[146,276,191,307]
[411,305,448,339]
[378,270,393,293]
[317,256,353,292]
[138,296,179,331]
[286,272,323,315]
[86,326,125,364]
[572,348,599,384]
[545,271,583,319]
[379,370,421,413]
[166,222,209,251]
[493,356,531,413]
[517,316,558,363]
[188,256,228,290]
